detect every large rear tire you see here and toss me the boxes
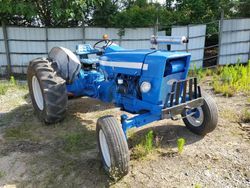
[182,92,218,135]
[27,58,68,123]
[96,115,129,180]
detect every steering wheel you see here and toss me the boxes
[93,39,113,50]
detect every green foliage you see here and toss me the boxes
[236,0,250,17]
[0,0,102,26]
[213,62,250,97]
[177,137,185,153]
[1,0,244,27]
[132,130,154,159]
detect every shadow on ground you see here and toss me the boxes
[0,96,203,187]
[0,97,115,187]
[128,124,204,155]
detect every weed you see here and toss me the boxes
[247,98,250,103]
[242,108,250,123]
[0,84,8,95]
[145,130,154,152]
[0,171,5,178]
[213,62,250,96]
[189,64,205,81]
[194,183,202,188]
[177,138,186,153]
[204,68,213,76]
[10,76,16,85]
[131,130,154,159]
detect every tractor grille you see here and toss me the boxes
[167,77,201,107]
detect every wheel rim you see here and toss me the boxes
[99,129,111,168]
[32,76,44,110]
[186,107,204,127]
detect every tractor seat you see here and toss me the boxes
[80,58,99,65]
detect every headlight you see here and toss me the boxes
[140,81,151,93]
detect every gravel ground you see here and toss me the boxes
[0,80,249,188]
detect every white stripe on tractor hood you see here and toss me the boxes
[99,60,148,70]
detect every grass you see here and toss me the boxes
[0,76,27,95]
[213,61,250,97]
[189,61,250,97]
[4,124,34,141]
[62,131,96,153]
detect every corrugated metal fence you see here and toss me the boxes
[171,24,206,68]
[0,26,154,74]
[219,19,250,65]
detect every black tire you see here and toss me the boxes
[182,92,218,135]
[27,58,68,123]
[96,115,129,180]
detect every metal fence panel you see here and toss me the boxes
[7,27,46,40]
[121,41,150,49]
[171,24,206,68]
[9,41,47,53]
[48,28,83,40]
[223,19,250,31]
[219,18,250,65]
[85,27,120,40]
[47,41,83,52]
[123,28,153,39]
[0,42,5,53]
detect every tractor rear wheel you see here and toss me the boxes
[27,58,68,123]
[182,92,218,135]
[96,115,129,180]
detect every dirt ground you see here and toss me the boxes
[0,79,249,188]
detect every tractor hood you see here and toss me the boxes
[100,49,190,76]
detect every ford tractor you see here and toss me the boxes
[27,35,218,179]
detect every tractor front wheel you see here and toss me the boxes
[182,92,218,135]
[27,58,68,123]
[96,115,129,180]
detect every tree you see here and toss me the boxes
[91,0,119,27]
[237,0,250,17]
[0,0,102,26]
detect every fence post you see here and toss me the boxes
[186,25,190,52]
[154,17,159,36]
[2,21,11,77]
[82,23,86,44]
[217,10,224,66]
[45,27,49,53]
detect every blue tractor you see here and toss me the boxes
[27,35,218,179]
